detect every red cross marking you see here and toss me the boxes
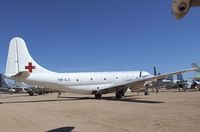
[25,62,36,72]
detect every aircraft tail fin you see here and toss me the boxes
[191,63,200,70]
[177,74,184,81]
[5,37,51,76]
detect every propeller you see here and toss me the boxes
[139,71,142,77]
[153,66,157,76]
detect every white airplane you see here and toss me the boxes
[4,37,197,99]
[172,0,200,19]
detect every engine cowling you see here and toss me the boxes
[172,0,191,19]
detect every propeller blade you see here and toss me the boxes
[139,71,142,77]
[153,66,157,76]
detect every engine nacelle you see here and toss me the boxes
[172,0,191,19]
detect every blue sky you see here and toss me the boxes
[0,0,200,78]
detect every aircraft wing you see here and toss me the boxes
[191,0,200,6]
[99,68,197,93]
[131,68,196,83]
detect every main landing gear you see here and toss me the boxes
[95,93,102,99]
[115,90,125,99]
[94,89,126,99]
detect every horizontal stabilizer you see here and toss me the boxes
[10,71,30,79]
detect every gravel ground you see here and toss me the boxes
[0,90,200,132]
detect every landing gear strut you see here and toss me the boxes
[155,86,159,93]
[144,91,149,96]
[144,83,150,96]
[144,87,149,96]
[57,92,61,99]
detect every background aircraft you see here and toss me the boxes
[149,67,199,91]
[172,0,200,19]
[192,63,200,81]
[190,63,200,90]
[0,73,38,94]
[0,73,56,96]
[0,73,16,94]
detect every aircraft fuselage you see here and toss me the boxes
[14,71,150,94]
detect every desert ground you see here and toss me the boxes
[0,90,200,132]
